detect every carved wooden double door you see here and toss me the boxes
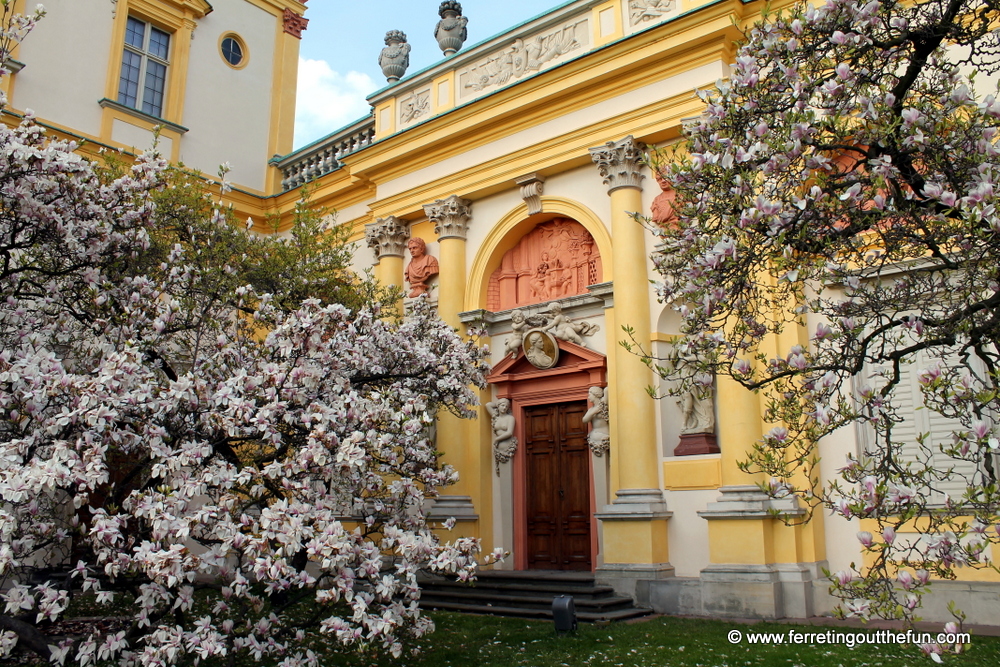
[524,401,592,570]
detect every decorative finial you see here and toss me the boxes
[378,30,411,83]
[434,1,468,57]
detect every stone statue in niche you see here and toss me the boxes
[379,30,411,83]
[672,345,720,456]
[582,386,610,456]
[487,398,517,475]
[678,386,715,434]
[523,329,559,369]
[544,302,600,346]
[487,218,602,312]
[434,1,468,56]
[404,237,439,297]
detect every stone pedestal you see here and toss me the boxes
[674,432,719,456]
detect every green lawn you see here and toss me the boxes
[318,612,1000,667]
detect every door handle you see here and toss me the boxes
[559,488,564,498]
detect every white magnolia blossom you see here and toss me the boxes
[0,8,499,664]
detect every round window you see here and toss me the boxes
[221,36,245,67]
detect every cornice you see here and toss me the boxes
[344,7,742,187]
[364,86,704,220]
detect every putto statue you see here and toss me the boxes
[434,1,468,56]
[543,302,599,346]
[379,30,411,83]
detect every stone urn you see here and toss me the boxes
[378,30,411,83]
[434,1,468,57]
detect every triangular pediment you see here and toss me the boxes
[488,338,605,383]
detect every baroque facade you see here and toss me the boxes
[8,0,1000,623]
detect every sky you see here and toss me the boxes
[294,1,563,149]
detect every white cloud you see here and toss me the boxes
[294,58,375,149]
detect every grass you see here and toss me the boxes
[315,612,1000,667]
[18,600,1000,666]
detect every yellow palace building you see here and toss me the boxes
[6,0,999,623]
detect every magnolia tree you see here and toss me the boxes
[648,0,1000,652]
[0,8,497,666]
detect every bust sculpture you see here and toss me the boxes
[379,30,411,83]
[434,1,468,56]
[524,330,558,369]
[404,237,439,298]
[487,398,517,475]
[651,169,679,227]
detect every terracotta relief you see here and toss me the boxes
[487,218,602,311]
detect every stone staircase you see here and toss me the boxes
[418,570,651,622]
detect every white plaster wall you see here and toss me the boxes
[663,488,716,577]
[180,0,275,191]
[13,0,112,136]
[377,60,727,200]
[112,118,173,155]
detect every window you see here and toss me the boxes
[118,17,170,118]
[220,35,246,68]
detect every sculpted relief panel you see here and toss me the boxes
[487,218,602,312]
[628,0,676,26]
[458,18,589,98]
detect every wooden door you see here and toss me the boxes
[524,401,591,570]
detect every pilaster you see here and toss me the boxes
[589,136,671,594]
[365,216,409,314]
[425,195,478,526]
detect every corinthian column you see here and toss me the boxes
[423,195,479,530]
[365,216,409,314]
[589,136,673,595]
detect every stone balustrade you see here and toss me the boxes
[273,116,375,191]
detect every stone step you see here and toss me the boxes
[421,587,637,611]
[418,570,651,623]
[421,599,652,623]
[423,578,619,599]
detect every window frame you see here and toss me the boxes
[117,16,171,119]
[219,33,249,70]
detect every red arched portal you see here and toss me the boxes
[488,339,606,571]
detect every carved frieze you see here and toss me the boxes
[365,216,410,259]
[589,135,646,193]
[425,195,472,240]
[487,218,602,311]
[628,0,676,26]
[399,88,431,125]
[458,18,587,97]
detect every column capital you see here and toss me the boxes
[589,135,647,194]
[424,195,472,240]
[365,216,410,259]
